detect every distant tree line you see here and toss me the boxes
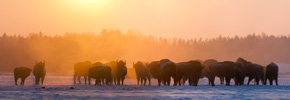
[0,29,289,75]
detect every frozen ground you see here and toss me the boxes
[0,74,290,100]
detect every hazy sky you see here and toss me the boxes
[1,0,290,39]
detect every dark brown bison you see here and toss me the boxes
[234,58,248,85]
[201,59,218,86]
[147,61,162,86]
[133,61,151,85]
[14,67,32,86]
[209,61,244,86]
[265,62,279,86]
[235,58,254,84]
[174,60,203,86]
[147,59,176,86]
[235,58,265,85]
[107,60,127,85]
[244,63,265,85]
[159,59,176,86]
[73,61,92,85]
[33,61,46,85]
[88,64,112,86]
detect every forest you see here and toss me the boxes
[0,29,289,75]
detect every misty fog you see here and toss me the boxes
[0,29,289,76]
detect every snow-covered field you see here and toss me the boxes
[0,74,290,100]
[0,63,289,99]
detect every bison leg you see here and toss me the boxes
[264,76,268,85]
[21,78,25,85]
[102,78,105,85]
[274,78,278,86]
[88,76,91,85]
[106,78,110,85]
[99,79,102,86]
[77,76,81,84]
[73,75,77,85]
[144,78,147,85]
[274,74,278,86]
[207,77,211,85]
[147,76,151,86]
[35,77,40,85]
[187,76,192,86]
[261,74,265,85]
[234,77,239,86]
[167,76,171,86]
[141,78,144,85]
[121,77,125,85]
[269,77,273,85]
[255,78,260,85]
[117,78,121,85]
[194,78,199,86]
[163,78,167,86]
[247,77,254,85]
[180,77,185,86]
[210,76,215,86]
[193,75,200,86]
[137,77,140,85]
[113,78,116,85]
[157,78,161,86]
[173,77,179,86]
[94,79,97,86]
[225,77,231,86]
[14,77,18,86]
[174,73,182,86]
[41,76,45,85]
[84,76,87,85]
[220,77,224,85]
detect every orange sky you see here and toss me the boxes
[1,0,290,39]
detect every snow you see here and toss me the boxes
[1,62,290,100]
[0,74,290,100]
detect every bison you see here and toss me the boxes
[159,59,176,86]
[175,60,203,86]
[14,67,32,86]
[107,60,127,85]
[265,62,279,86]
[133,61,151,85]
[74,61,92,85]
[209,61,244,86]
[147,59,176,86]
[201,59,218,86]
[88,64,112,86]
[33,61,46,85]
[244,63,265,85]
[147,61,162,86]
